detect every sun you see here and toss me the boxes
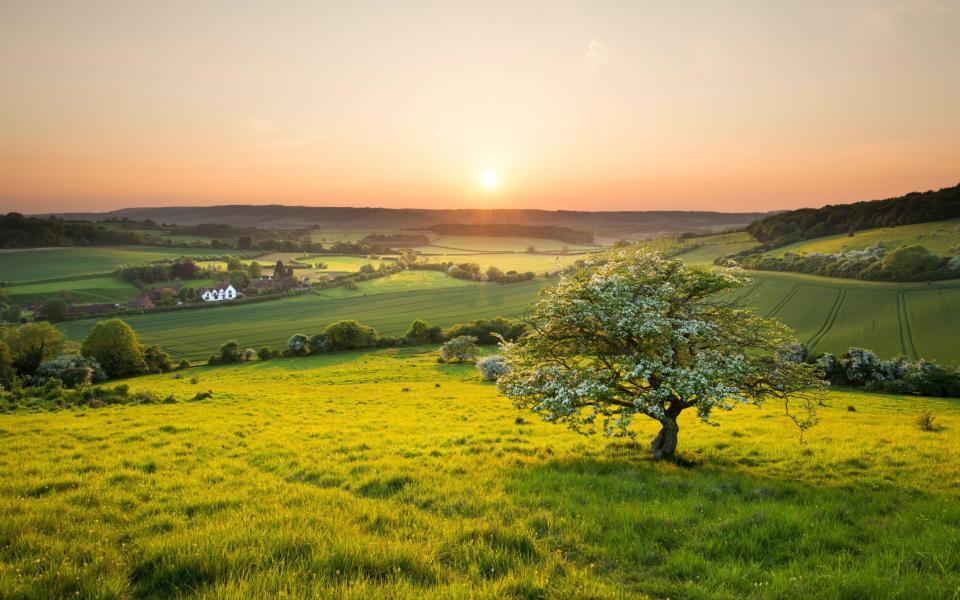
[480,169,500,190]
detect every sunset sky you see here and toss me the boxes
[1,1,958,214]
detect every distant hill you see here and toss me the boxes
[45,206,773,239]
[747,183,960,245]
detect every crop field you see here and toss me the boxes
[734,272,960,365]
[417,236,601,253]
[58,279,548,359]
[670,231,760,265]
[313,271,477,299]
[200,254,390,278]
[5,276,140,306]
[1,349,958,598]
[0,247,235,285]
[767,218,960,257]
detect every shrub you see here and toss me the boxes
[219,341,242,363]
[81,319,147,378]
[143,345,173,373]
[308,334,329,354]
[405,319,443,344]
[178,359,190,370]
[287,334,309,356]
[439,336,479,364]
[324,320,379,350]
[34,355,107,388]
[39,298,70,323]
[443,318,526,345]
[476,355,510,381]
[258,347,273,361]
[243,348,257,361]
[916,410,940,432]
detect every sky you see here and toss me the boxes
[1,0,958,214]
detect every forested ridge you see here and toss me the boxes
[747,183,960,245]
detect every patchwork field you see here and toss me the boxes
[417,236,600,253]
[414,253,591,274]
[1,349,958,598]
[767,218,960,257]
[670,231,760,265]
[58,279,549,359]
[313,271,478,299]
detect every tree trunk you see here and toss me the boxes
[650,417,679,460]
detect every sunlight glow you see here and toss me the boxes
[480,170,500,190]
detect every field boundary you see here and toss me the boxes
[806,289,846,350]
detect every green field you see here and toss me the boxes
[768,218,960,257]
[2,349,958,598]
[671,231,760,265]
[0,247,238,285]
[58,279,549,359]
[5,276,140,306]
[313,271,478,299]
[734,271,960,365]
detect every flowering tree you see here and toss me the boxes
[497,249,823,460]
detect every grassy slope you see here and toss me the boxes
[5,276,140,305]
[58,279,549,359]
[414,253,589,273]
[1,349,958,598]
[768,218,960,257]
[670,231,759,266]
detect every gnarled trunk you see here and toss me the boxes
[650,417,679,460]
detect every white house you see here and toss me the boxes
[201,283,238,302]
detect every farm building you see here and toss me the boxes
[201,283,239,302]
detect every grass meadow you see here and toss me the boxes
[1,349,958,598]
[767,218,960,257]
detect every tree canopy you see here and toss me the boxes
[81,319,147,378]
[497,249,823,459]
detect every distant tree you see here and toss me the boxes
[237,235,253,250]
[40,298,70,323]
[0,341,14,390]
[273,260,286,281]
[308,334,329,354]
[439,336,479,364]
[226,256,244,271]
[526,246,536,253]
[170,260,197,280]
[477,355,510,381]
[287,334,309,356]
[324,320,378,350]
[81,319,147,378]
[247,261,262,279]
[243,348,257,361]
[2,305,21,324]
[405,319,442,344]
[496,249,824,460]
[881,245,942,280]
[485,266,505,281]
[258,346,273,361]
[35,355,107,388]
[143,345,173,373]
[219,341,242,363]
[0,322,66,376]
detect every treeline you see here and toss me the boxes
[359,233,430,247]
[426,223,594,244]
[781,344,960,398]
[409,261,536,283]
[722,244,960,282]
[210,316,527,364]
[746,183,960,245]
[114,260,208,284]
[1,214,141,248]
[0,319,179,398]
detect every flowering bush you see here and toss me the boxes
[476,355,510,381]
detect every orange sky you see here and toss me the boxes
[1,1,958,214]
